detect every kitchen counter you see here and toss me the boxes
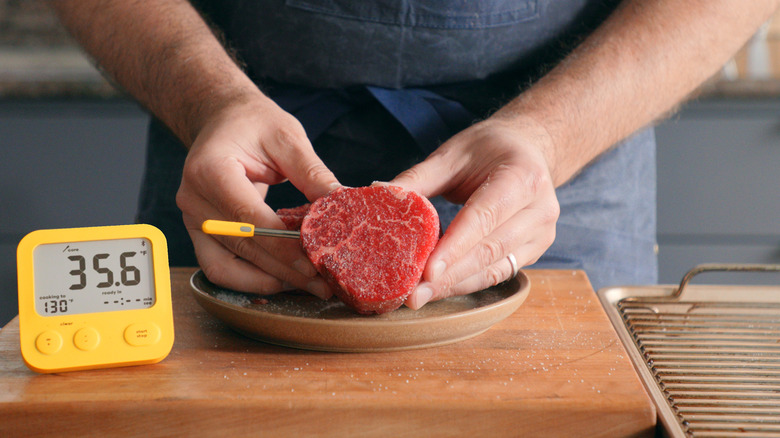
[0,46,119,98]
[0,268,656,437]
[0,0,118,98]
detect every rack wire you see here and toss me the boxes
[599,264,780,438]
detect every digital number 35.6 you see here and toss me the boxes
[67,252,141,290]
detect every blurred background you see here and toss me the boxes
[1,1,779,326]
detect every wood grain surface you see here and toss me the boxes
[0,268,656,437]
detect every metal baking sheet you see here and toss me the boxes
[598,264,780,438]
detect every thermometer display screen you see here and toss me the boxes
[33,238,156,316]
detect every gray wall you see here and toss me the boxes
[1,97,779,327]
[1,100,148,326]
[655,98,780,286]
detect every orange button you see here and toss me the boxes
[35,330,63,355]
[73,327,100,351]
[124,322,161,346]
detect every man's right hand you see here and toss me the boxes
[176,92,340,299]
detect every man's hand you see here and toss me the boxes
[176,93,340,299]
[391,117,560,309]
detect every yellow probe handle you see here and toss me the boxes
[201,220,254,237]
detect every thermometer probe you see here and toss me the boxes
[201,220,300,239]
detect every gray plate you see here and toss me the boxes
[190,270,530,352]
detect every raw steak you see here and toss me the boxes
[300,185,439,315]
[276,203,311,231]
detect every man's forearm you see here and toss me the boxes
[497,0,780,186]
[51,0,260,146]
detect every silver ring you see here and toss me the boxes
[507,253,519,279]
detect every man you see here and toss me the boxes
[52,0,779,308]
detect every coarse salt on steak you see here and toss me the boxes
[300,185,439,315]
[276,203,311,231]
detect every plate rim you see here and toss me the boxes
[189,269,530,352]
[189,269,529,327]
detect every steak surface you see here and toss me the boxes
[299,185,439,314]
[277,203,311,231]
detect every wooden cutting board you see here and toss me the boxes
[0,268,655,437]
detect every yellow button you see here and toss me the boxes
[73,327,101,351]
[35,330,63,355]
[124,322,161,346]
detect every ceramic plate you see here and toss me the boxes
[189,270,530,352]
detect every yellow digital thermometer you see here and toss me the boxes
[17,224,174,373]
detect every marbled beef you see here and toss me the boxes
[299,186,439,314]
[276,203,311,231]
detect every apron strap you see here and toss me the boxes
[270,87,356,142]
[366,86,475,155]
[269,84,475,156]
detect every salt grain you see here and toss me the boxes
[215,291,251,307]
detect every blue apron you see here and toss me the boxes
[138,0,657,290]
